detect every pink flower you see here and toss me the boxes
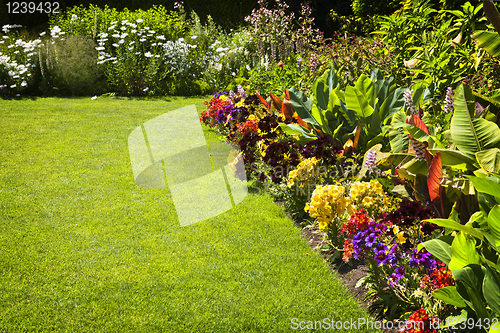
[277,61,284,67]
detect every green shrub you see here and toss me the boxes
[38,35,107,96]
[48,4,187,41]
[330,11,378,36]
[351,0,401,17]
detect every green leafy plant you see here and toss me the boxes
[420,174,500,329]
[284,65,407,155]
[38,34,107,96]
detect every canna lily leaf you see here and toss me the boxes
[269,93,283,112]
[451,84,500,161]
[427,152,442,203]
[472,30,500,57]
[407,114,429,134]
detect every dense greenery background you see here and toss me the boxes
[2,0,351,37]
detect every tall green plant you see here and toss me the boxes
[420,175,500,330]
[283,66,407,154]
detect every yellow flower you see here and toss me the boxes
[362,196,374,207]
[396,232,407,244]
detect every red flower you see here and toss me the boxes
[277,61,284,67]
[402,309,439,333]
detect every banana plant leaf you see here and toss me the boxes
[451,84,500,161]
[472,30,500,58]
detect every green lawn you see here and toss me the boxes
[0,96,379,332]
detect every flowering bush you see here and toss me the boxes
[349,180,393,217]
[0,25,41,95]
[337,198,458,320]
[305,184,355,246]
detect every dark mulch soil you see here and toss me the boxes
[276,201,401,333]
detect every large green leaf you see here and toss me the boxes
[345,86,374,120]
[451,84,500,160]
[384,87,406,121]
[389,111,409,153]
[468,176,500,200]
[472,30,500,57]
[484,266,500,316]
[288,87,318,126]
[326,64,338,93]
[449,232,481,271]
[454,265,488,317]
[278,123,317,140]
[419,235,453,265]
[438,310,467,329]
[476,148,500,174]
[424,218,484,240]
[487,205,500,248]
[428,149,477,169]
[313,79,329,111]
[354,74,375,106]
[432,286,467,308]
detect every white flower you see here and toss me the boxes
[112,43,119,47]
[91,96,97,100]
[191,35,197,39]
[131,29,137,34]
[10,84,16,88]
[39,32,46,36]
[71,14,78,21]
[139,38,146,42]
[95,46,105,51]
[137,19,143,23]
[157,35,166,40]
[145,52,153,58]
[143,87,149,92]
[119,39,124,44]
[21,81,27,87]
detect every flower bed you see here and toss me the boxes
[200,69,500,330]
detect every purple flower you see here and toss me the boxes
[237,85,248,99]
[388,265,405,287]
[297,57,303,70]
[365,233,378,248]
[374,249,388,265]
[409,248,437,271]
[364,149,377,170]
[404,89,416,114]
[410,138,426,161]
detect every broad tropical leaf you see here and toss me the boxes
[345,86,374,119]
[451,84,500,160]
[476,148,500,174]
[419,235,453,265]
[427,152,442,203]
[472,30,500,57]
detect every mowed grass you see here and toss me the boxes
[0,96,378,332]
